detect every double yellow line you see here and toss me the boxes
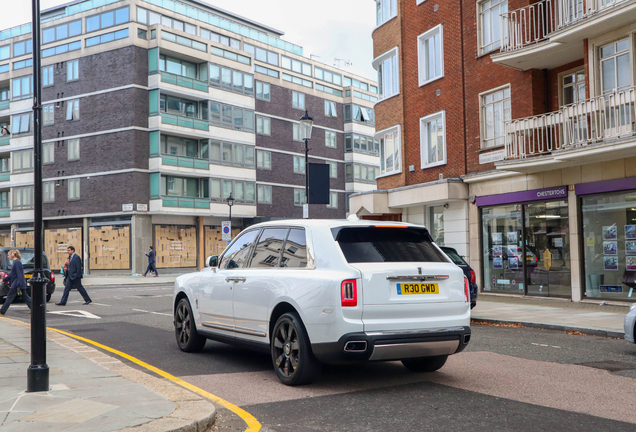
[51,328,261,431]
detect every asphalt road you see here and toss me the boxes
[7,284,636,431]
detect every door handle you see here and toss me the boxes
[225,277,246,282]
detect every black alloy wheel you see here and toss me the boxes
[174,298,206,352]
[271,312,321,386]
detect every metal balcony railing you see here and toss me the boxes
[161,154,209,170]
[160,72,208,93]
[501,0,631,53]
[161,196,210,209]
[505,86,636,160]
[161,113,209,131]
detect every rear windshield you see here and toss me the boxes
[7,251,49,270]
[336,228,447,263]
[441,248,467,266]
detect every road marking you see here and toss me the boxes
[132,308,172,317]
[48,310,101,319]
[49,328,261,432]
[531,343,561,349]
[89,302,111,307]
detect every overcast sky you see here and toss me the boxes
[11,0,377,80]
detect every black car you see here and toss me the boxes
[0,248,56,303]
[441,246,477,309]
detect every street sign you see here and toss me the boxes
[122,203,133,211]
[222,221,232,241]
[136,203,148,211]
[303,204,309,219]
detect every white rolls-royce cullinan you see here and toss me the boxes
[173,218,471,385]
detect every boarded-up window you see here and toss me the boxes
[45,228,82,271]
[204,226,241,258]
[0,232,10,247]
[155,225,197,268]
[15,231,34,248]
[89,225,130,270]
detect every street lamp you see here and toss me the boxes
[226,192,235,222]
[299,110,313,215]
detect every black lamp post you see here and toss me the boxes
[299,110,313,217]
[27,0,50,393]
[226,192,235,222]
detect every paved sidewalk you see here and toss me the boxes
[0,318,215,432]
[472,294,630,337]
[82,273,184,287]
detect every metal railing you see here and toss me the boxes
[160,72,208,93]
[501,0,631,52]
[505,87,636,160]
[160,113,209,131]
[161,154,209,170]
[162,196,210,209]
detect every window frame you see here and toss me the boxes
[599,37,632,95]
[67,138,80,161]
[12,186,34,210]
[417,24,444,86]
[372,47,399,101]
[325,130,337,148]
[558,66,586,106]
[377,124,402,177]
[43,142,55,165]
[66,99,80,121]
[12,75,33,101]
[293,188,306,206]
[43,181,55,203]
[328,191,338,209]
[327,161,338,178]
[67,59,79,82]
[375,0,398,27]
[477,0,508,56]
[479,84,511,150]
[255,81,270,101]
[324,100,337,117]
[43,104,55,126]
[292,123,303,142]
[12,148,34,173]
[256,115,271,135]
[420,110,447,169]
[209,101,255,132]
[11,113,33,135]
[256,149,272,170]
[257,184,272,204]
[42,65,54,87]
[292,91,305,110]
[293,155,305,174]
[209,140,255,168]
[68,178,80,201]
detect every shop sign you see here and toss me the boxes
[479,149,506,165]
[137,203,148,212]
[122,203,133,212]
[476,186,568,207]
[600,285,623,293]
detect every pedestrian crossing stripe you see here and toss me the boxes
[48,310,101,319]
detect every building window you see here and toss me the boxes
[327,161,337,178]
[374,48,399,100]
[208,63,254,96]
[42,19,81,45]
[138,28,148,40]
[12,149,33,173]
[85,28,129,48]
[281,55,312,76]
[293,155,305,174]
[0,45,9,61]
[293,123,303,141]
[257,150,271,169]
[375,0,397,26]
[292,91,305,110]
[12,75,32,101]
[429,205,445,245]
[13,39,33,57]
[600,38,631,95]
[68,179,80,201]
[210,178,255,203]
[11,113,32,135]
[0,191,7,208]
[324,100,337,117]
[67,59,79,81]
[200,27,239,47]
[481,85,511,149]
[244,43,279,67]
[42,65,54,87]
[0,87,8,101]
[420,111,446,168]
[418,25,443,85]
[66,99,80,121]
[314,66,342,86]
[562,70,586,105]
[43,182,55,203]
[344,104,375,126]
[256,116,271,135]
[256,81,270,101]
[161,54,197,78]
[68,139,80,161]
[345,133,380,156]
[43,143,54,165]
[209,141,255,168]
[328,191,338,208]
[325,131,337,148]
[345,163,378,183]
[161,95,202,118]
[86,6,129,33]
[43,105,55,126]
[257,185,272,204]
[378,126,401,176]
[161,135,207,159]
[294,188,306,206]
[209,102,255,132]
[12,186,33,210]
[0,158,9,172]
[479,0,508,55]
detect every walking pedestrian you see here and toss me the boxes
[143,246,158,277]
[55,246,91,306]
[0,250,32,317]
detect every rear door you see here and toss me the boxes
[336,227,468,332]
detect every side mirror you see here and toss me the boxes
[206,255,218,268]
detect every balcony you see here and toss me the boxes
[493,0,636,70]
[0,171,9,182]
[0,207,8,217]
[0,100,9,111]
[0,136,9,146]
[160,154,209,170]
[160,72,208,93]
[161,196,210,209]
[160,113,209,132]
[500,86,636,171]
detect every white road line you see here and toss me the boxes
[89,303,111,307]
[132,308,172,317]
[531,343,561,349]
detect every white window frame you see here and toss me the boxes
[43,104,55,126]
[292,91,305,110]
[43,142,54,165]
[68,138,80,161]
[257,184,272,204]
[327,161,337,178]
[293,188,306,206]
[417,24,444,86]
[324,100,337,117]
[599,37,632,95]
[66,99,79,121]
[292,123,303,142]
[477,0,508,56]
[42,65,54,87]
[256,150,271,170]
[293,155,305,174]
[43,181,55,203]
[372,47,399,101]
[325,130,337,148]
[375,0,398,28]
[420,110,447,169]
[479,84,511,150]
[255,81,270,101]
[68,178,80,201]
[328,191,338,208]
[558,66,586,106]
[256,116,271,135]
[376,124,402,177]
[67,59,79,81]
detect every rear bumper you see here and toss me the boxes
[312,325,471,364]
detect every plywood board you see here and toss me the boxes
[45,228,82,271]
[89,225,130,270]
[16,231,34,248]
[204,226,241,258]
[155,225,197,268]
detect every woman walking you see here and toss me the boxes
[0,250,32,317]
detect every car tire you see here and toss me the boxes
[401,355,448,373]
[174,298,206,352]
[46,293,51,303]
[271,312,321,386]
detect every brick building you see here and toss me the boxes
[351,0,636,303]
[0,0,378,274]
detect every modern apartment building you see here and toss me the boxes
[352,0,636,303]
[0,0,378,274]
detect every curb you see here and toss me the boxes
[5,319,216,432]
[471,318,625,339]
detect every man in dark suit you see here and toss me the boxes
[143,246,158,277]
[55,245,91,306]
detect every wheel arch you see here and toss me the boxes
[174,290,188,313]
[269,301,300,341]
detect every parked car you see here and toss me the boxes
[625,303,636,344]
[440,246,477,309]
[0,248,56,303]
[173,219,471,386]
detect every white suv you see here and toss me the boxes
[173,219,471,385]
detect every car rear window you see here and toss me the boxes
[441,248,467,266]
[7,251,49,270]
[336,227,447,263]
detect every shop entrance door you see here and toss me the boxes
[524,201,571,297]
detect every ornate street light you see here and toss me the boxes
[226,192,235,222]
[299,111,313,215]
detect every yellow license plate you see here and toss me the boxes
[397,283,439,295]
[25,274,32,279]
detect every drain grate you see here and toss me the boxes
[576,361,636,372]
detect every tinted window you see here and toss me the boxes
[441,248,466,266]
[281,228,308,268]
[220,230,259,269]
[249,228,288,268]
[7,251,49,270]
[337,228,446,263]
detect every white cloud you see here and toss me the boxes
[11,0,377,80]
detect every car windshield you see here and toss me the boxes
[442,248,466,266]
[7,251,49,270]
[336,227,447,263]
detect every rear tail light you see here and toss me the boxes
[469,269,476,284]
[341,279,357,307]
[50,271,55,283]
[464,277,470,303]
